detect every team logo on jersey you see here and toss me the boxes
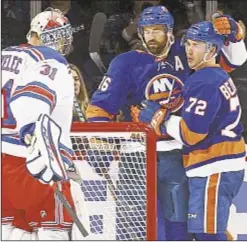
[145,73,184,112]
[40,210,47,218]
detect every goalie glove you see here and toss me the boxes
[213,14,245,43]
[131,100,171,136]
[20,114,74,184]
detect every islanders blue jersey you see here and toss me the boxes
[87,38,190,122]
[177,65,246,176]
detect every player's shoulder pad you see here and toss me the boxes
[28,46,68,65]
[108,50,141,70]
[111,50,142,63]
[4,45,67,65]
[109,50,151,68]
[186,66,229,95]
[193,66,228,85]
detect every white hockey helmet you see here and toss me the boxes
[26,8,73,55]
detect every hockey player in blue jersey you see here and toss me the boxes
[86,6,247,240]
[132,21,246,241]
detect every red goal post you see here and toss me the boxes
[71,122,157,240]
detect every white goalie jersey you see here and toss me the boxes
[2,44,74,158]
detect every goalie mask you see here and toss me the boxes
[26,8,73,56]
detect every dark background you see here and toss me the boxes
[2,0,247,140]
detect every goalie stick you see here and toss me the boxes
[89,12,107,74]
[31,114,89,237]
[54,185,89,237]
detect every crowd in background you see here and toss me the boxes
[2,0,247,139]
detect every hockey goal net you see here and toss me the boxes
[70,122,157,240]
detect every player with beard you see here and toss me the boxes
[131,21,246,241]
[86,6,247,240]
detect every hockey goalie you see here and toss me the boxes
[1,8,81,240]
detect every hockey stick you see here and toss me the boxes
[54,185,89,237]
[89,12,107,74]
[73,96,87,122]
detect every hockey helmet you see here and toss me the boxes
[137,6,174,33]
[185,21,225,54]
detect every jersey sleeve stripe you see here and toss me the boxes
[218,55,235,73]
[28,47,45,61]
[219,51,239,69]
[183,138,246,171]
[18,46,45,61]
[180,119,207,145]
[11,82,56,111]
[86,104,114,121]
[11,93,55,111]
[5,47,42,62]
[12,86,55,107]
[2,135,26,146]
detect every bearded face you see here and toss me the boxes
[143,24,168,55]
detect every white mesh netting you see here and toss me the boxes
[70,132,149,240]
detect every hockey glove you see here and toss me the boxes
[131,100,171,136]
[20,114,74,184]
[213,15,245,43]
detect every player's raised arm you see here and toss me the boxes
[213,14,247,71]
[86,52,134,122]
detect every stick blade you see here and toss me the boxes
[89,12,107,53]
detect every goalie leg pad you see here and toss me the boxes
[1,224,15,240]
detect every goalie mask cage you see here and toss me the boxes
[71,122,157,240]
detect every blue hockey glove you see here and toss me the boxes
[213,14,245,43]
[131,100,171,136]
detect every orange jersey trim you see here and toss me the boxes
[206,173,220,234]
[86,104,114,120]
[183,138,246,169]
[219,55,235,73]
[148,92,170,101]
[180,119,207,145]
